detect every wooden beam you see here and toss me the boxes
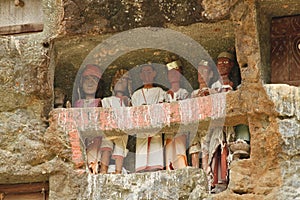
[0,182,48,195]
[1,193,48,200]
[0,23,44,35]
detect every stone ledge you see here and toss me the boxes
[49,93,231,136]
[47,91,247,168]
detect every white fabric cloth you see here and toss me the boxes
[166,88,189,102]
[131,87,166,105]
[165,134,187,169]
[212,80,232,92]
[102,96,126,108]
[131,87,166,172]
[165,88,189,168]
[211,80,223,90]
[101,96,129,158]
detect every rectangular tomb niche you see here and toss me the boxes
[0,182,49,200]
[0,0,44,35]
[270,14,300,86]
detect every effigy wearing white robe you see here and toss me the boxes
[165,88,189,169]
[131,87,166,172]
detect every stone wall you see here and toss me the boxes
[264,85,300,200]
[0,0,300,200]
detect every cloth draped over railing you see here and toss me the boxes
[49,93,227,136]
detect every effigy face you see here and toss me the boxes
[216,57,234,86]
[82,76,100,95]
[167,69,181,83]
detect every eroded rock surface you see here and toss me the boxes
[0,0,300,200]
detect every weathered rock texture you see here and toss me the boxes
[0,0,300,200]
[49,168,208,200]
[264,84,300,200]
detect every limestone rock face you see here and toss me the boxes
[201,0,239,20]
[264,84,300,199]
[0,109,49,183]
[61,0,205,34]
[0,0,300,200]
[72,168,208,200]
[264,84,300,120]
[59,0,246,35]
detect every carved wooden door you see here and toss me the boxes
[270,15,300,86]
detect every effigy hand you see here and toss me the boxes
[66,101,72,108]
[89,161,99,174]
[220,85,233,93]
[197,88,210,97]
[167,90,174,99]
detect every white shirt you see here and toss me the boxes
[191,80,232,97]
[101,96,127,108]
[166,88,189,102]
[211,80,223,90]
[131,87,166,106]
